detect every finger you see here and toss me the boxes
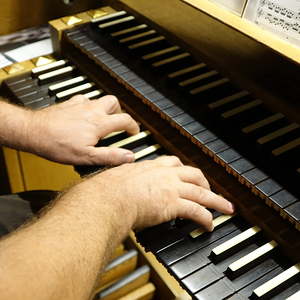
[85,146,135,165]
[177,166,210,190]
[63,94,88,106]
[153,155,183,167]
[177,199,214,231]
[179,183,234,214]
[95,95,122,114]
[102,113,140,136]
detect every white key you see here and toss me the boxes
[134,144,161,160]
[56,83,94,100]
[99,16,135,29]
[92,11,127,23]
[253,263,300,298]
[103,131,125,141]
[190,78,229,95]
[84,90,104,99]
[38,66,75,83]
[209,91,250,110]
[286,290,300,300]
[190,214,235,238]
[49,76,86,92]
[228,240,278,273]
[109,131,150,148]
[168,63,206,79]
[179,70,218,87]
[119,30,156,43]
[32,60,68,76]
[111,24,148,37]
[211,226,262,257]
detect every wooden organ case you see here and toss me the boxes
[1,0,300,299]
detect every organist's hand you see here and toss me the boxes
[25,95,140,165]
[87,156,235,232]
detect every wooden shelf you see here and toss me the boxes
[183,0,300,65]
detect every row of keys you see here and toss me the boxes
[64,11,300,230]
[4,59,104,109]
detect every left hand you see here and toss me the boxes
[24,95,140,165]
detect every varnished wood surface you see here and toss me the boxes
[0,0,99,35]
[114,0,300,124]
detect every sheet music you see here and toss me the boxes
[244,0,300,46]
[209,0,247,16]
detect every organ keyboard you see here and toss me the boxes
[2,2,300,299]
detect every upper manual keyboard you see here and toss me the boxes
[61,10,300,231]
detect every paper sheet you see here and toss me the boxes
[4,39,53,62]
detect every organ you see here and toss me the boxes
[1,1,300,299]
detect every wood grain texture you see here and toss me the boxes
[0,0,99,35]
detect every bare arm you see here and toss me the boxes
[0,95,140,165]
[0,156,234,300]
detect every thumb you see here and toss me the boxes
[86,146,135,165]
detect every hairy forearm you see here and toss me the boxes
[0,178,133,300]
[0,99,33,151]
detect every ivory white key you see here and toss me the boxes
[228,240,278,274]
[253,263,300,298]
[119,30,156,43]
[134,144,161,160]
[38,66,75,83]
[103,131,125,141]
[190,214,235,238]
[92,11,127,23]
[179,70,218,87]
[209,91,250,109]
[56,83,95,100]
[99,16,135,29]
[168,63,206,79]
[286,290,300,300]
[128,36,165,50]
[190,78,229,95]
[32,59,68,76]
[257,123,300,145]
[109,131,151,148]
[211,226,262,258]
[49,76,87,93]
[111,24,148,37]
[142,46,180,60]
[152,53,191,68]
[221,99,262,119]
[84,90,104,99]
[242,113,285,134]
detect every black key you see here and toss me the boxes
[229,158,255,175]
[271,281,300,299]
[285,202,300,222]
[157,219,240,265]
[255,178,283,197]
[204,139,230,155]
[170,230,240,279]
[242,168,269,186]
[183,121,206,135]
[194,130,218,144]
[153,98,174,110]
[173,114,196,127]
[215,148,241,165]
[144,90,165,103]
[269,190,298,209]
[194,278,235,300]
[163,105,184,118]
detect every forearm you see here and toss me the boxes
[0,99,33,151]
[0,178,133,300]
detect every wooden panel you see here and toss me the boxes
[19,152,80,191]
[183,0,300,65]
[0,0,100,35]
[2,147,24,193]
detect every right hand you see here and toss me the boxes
[87,156,234,231]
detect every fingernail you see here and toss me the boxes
[209,224,214,232]
[124,152,135,163]
[228,202,235,213]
